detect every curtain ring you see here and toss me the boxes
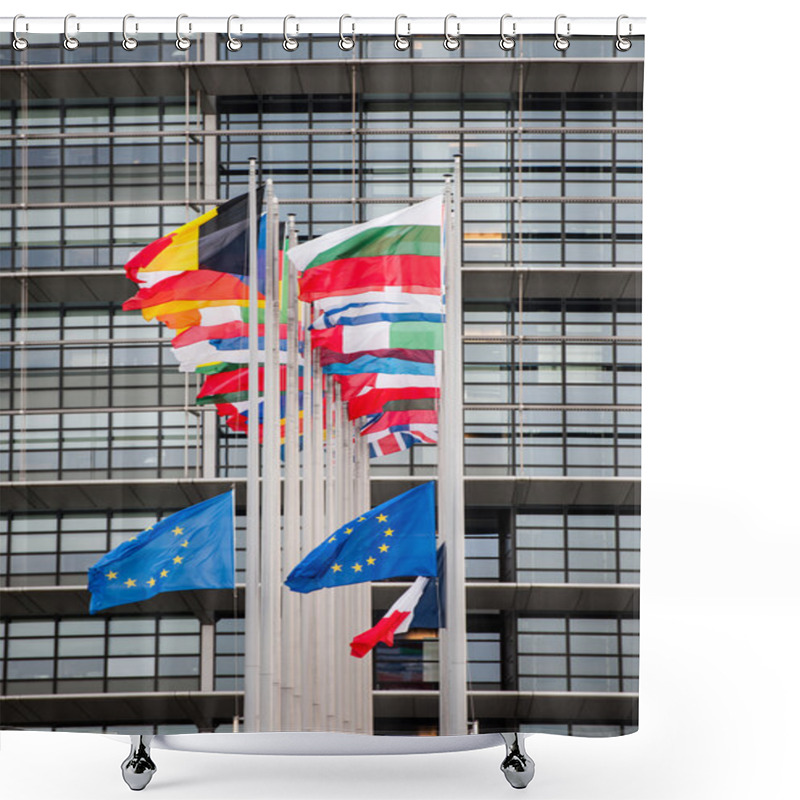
[553,14,570,51]
[283,15,299,51]
[226,15,242,52]
[499,14,515,51]
[12,15,28,51]
[63,14,79,51]
[176,13,191,51]
[443,14,460,51]
[339,15,355,51]
[121,14,138,51]
[394,14,410,51]
[615,15,632,51]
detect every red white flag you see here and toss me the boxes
[349,576,430,658]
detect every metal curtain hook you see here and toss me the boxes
[394,15,410,51]
[63,13,79,50]
[176,13,191,50]
[499,14,515,50]
[121,14,138,51]
[12,14,28,51]
[339,15,355,50]
[227,15,242,51]
[443,14,460,51]
[554,14,570,51]
[615,15,632,51]
[283,15,299,51]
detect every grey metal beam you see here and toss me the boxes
[0,582,638,619]
[0,688,637,728]
[374,690,638,725]
[0,475,638,512]
[0,59,643,102]
[0,267,641,305]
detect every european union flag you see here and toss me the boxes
[285,482,437,593]
[87,491,235,614]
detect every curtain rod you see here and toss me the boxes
[3,15,645,46]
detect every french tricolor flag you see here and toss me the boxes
[349,576,437,658]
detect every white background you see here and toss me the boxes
[3,1,799,798]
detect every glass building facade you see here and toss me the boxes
[0,32,641,735]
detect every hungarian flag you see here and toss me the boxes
[289,196,443,302]
[350,576,436,658]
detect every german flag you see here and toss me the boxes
[125,188,264,286]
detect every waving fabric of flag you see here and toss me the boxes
[125,189,264,288]
[349,572,441,658]
[285,482,437,594]
[287,197,443,460]
[87,492,235,614]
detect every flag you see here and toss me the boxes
[310,292,444,329]
[289,196,443,301]
[87,492,235,614]
[361,409,438,457]
[322,354,436,377]
[350,576,431,658]
[285,482,437,593]
[310,321,443,354]
[125,190,264,286]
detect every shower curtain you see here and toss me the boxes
[0,12,643,775]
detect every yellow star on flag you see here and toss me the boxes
[357,516,366,522]
[344,528,353,535]
[147,578,156,587]
[173,526,184,536]
[128,536,137,541]
[180,540,189,548]
[173,555,183,564]
[376,514,388,522]
[384,528,394,537]
[328,536,337,543]
[332,563,343,573]
[379,544,390,553]
[125,578,136,588]
[352,563,363,572]
[160,569,169,578]
[105,571,117,580]
[366,557,376,566]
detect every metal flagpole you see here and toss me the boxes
[438,158,469,735]
[324,373,338,730]
[310,345,326,729]
[334,385,352,731]
[243,157,261,732]
[283,215,302,730]
[260,184,282,730]
[354,428,373,734]
[300,302,321,730]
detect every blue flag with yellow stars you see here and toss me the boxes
[87,491,235,614]
[285,482,437,593]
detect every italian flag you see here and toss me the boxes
[349,576,431,658]
[311,320,443,354]
[289,196,443,302]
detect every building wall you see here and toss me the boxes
[0,33,642,735]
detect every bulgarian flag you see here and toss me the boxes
[289,196,443,302]
[350,576,433,658]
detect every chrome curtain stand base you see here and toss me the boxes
[117,732,532,789]
[500,733,535,789]
[121,735,157,791]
